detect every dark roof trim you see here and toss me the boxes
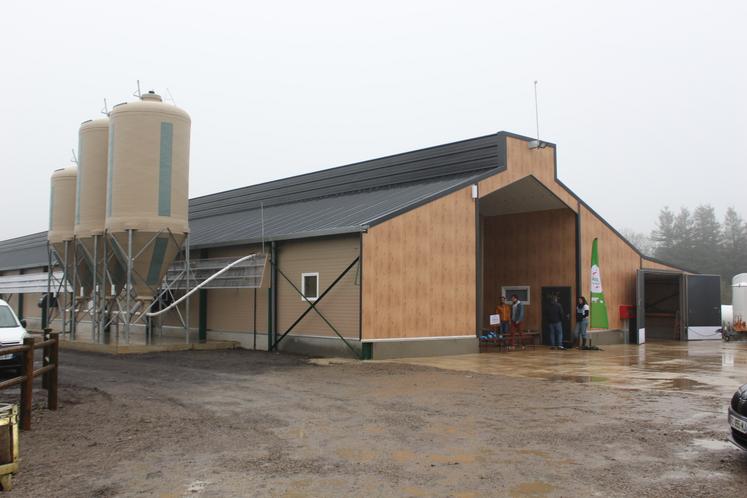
[364,167,505,228]
[555,177,693,274]
[535,143,693,274]
[641,255,697,274]
[0,231,47,251]
[188,226,364,251]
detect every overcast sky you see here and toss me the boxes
[1,0,745,241]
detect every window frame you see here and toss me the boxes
[301,272,320,302]
[501,285,530,305]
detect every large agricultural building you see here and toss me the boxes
[0,131,722,358]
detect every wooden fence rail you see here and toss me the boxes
[0,330,59,430]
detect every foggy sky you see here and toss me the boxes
[1,0,745,241]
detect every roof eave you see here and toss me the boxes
[363,167,505,229]
[188,226,366,251]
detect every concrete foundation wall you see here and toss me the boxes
[369,337,478,359]
[591,329,625,345]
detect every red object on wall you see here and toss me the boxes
[619,305,636,319]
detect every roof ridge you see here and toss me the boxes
[189,132,501,203]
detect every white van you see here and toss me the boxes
[0,299,30,368]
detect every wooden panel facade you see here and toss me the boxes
[642,258,685,272]
[362,186,476,340]
[482,208,577,331]
[579,204,641,330]
[478,137,578,211]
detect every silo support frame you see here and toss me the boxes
[50,239,92,340]
[49,241,71,336]
[115,230,191,325]
[70,240,78,339]
[71,238,97,340]
[45,244,69,332]
[77,234,107,344]
[104,227,191,345]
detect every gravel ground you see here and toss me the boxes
[1,348,746,497]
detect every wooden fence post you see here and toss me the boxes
[48,333,58,411]
[20,337,34,431]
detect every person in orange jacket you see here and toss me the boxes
[495,296,511,335]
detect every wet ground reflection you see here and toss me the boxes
[386,341,747,397]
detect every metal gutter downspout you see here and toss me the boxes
[474,185,482,336]
[575,202,582,300]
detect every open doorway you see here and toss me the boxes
[640,271,684,341]
[541,287,572,346]
[479,176,577,337]
[635,270,722,343]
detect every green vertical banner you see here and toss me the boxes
[590,238,609,329]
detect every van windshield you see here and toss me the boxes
[0,306,18,328]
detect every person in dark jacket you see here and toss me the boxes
[545,295,565,350]
[510,294,525,333]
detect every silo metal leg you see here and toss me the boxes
[92,235,98,343]
[185,235,190,345]
[126,229,133,344]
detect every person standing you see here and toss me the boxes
[575,296,590,349]
[496,296,511,335]
[545,295,565,350]
[510,295,525,332]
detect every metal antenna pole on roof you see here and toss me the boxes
[133,80,142,99]
[534,80,540,140]
[260,201,266,254]
[166,88,176,105]
[71,149,78,165]
[101,98,109,116]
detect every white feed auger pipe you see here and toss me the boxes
[146,253,258,317]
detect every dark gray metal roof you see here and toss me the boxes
[0,232,48,272]
[0,133,504,268]
[189,133,501,219]
[189,172,489,248]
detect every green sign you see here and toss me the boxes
[590,238,609,329]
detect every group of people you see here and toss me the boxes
[494,294,524,336]
[493,294,591,350]
[543,295,590,350]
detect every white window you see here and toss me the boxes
[301,272,319,302]
[501,286,530,305]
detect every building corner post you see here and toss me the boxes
[268,241,277,351]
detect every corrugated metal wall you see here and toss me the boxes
[276,236,360,339]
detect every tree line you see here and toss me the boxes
[622,206,747,303]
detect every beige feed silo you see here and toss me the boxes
[74,118,110,296]
[75,118,109,239]
[106,91,190,301]
[48,166,78,260]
